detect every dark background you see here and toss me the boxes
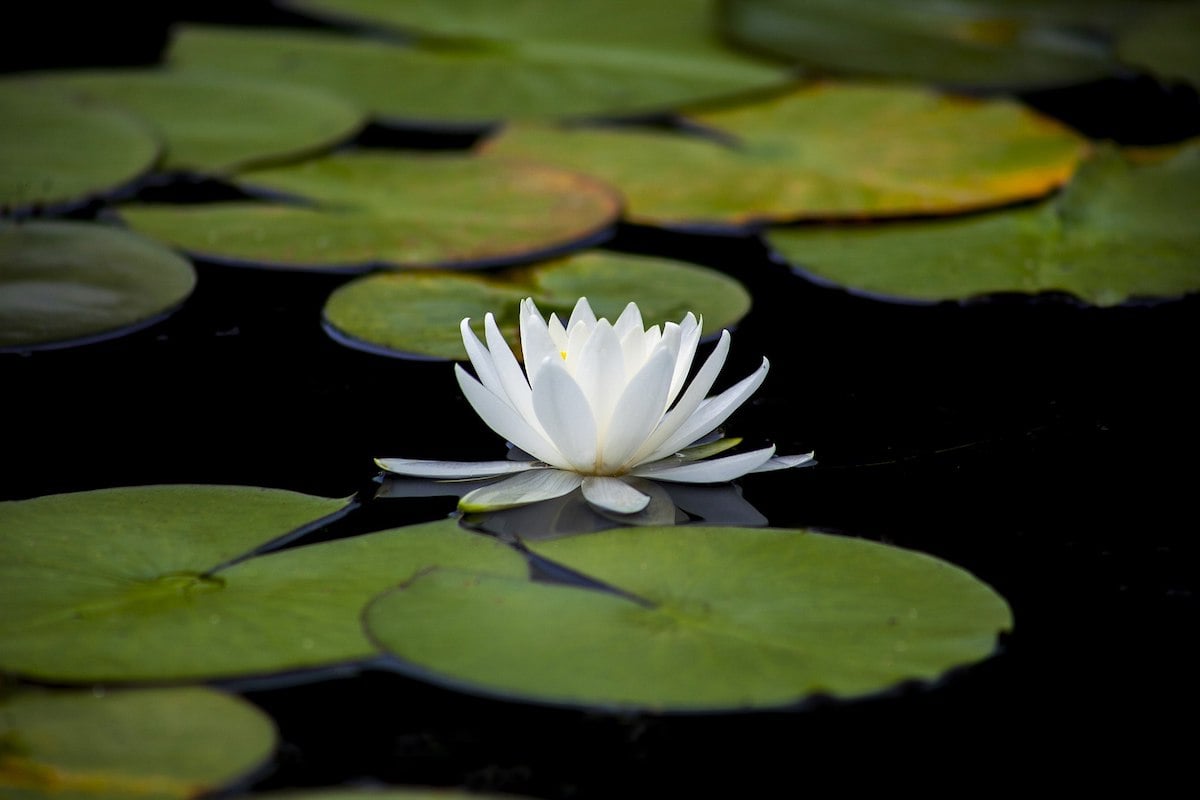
[4,3,1198,795]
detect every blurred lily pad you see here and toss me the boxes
[483,82,1087,230]
[322,251,752,359]
[14,69,366,175]
[167,11,791,129]
[0,687,275,800]
[0,486,525,682]
[768,143,1200,306]
[365,526,1013,711]
[0,221,196,352]
[119,152,619,271]
[0,83,159,212]
[1117,4,1200,88]
[719,0,1135,90]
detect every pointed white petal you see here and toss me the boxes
[458,469,583,512]
[459,318,506,402]
[573,318,624,437]
[629,330,730,464]
[601,347,675,472]
[581,476,651,514]
[639,355,768,465]
[484,312,538,423]
[612,301,644,339]
[631,445,777,483]
[565,319,590,366]
[374,457,535,479]
[668,313,702,406]
[749,452,816,472]
[531,358,598,471]
[567,296,597,329]
[455,364,566,468]
[547,313,567,348]
[520,302,558,385]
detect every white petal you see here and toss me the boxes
[581,476,651,514]
[749,452,816,472]
[567,296,597,330]
[459,469,583,512]
[455,364,566,468]
[520,300,557,385]
[459,318,506,402]
[629,330,730,464]
[601,347,675,472]
[484,312,537,423]
[374,457,535,479]
[547,313,567,349]
[612,301,644,339]
[631,445,777,483]
[572,318,625,437]
[638,354,768,465]
[667,313,702,407]
[565,319,590,366]
[531,357,598,471]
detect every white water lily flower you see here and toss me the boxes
[376,297,813,515]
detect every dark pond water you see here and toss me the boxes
[5,2,1199,796]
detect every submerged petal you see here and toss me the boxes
[374,457,536,479]
[631,445,777,483]
[459,468,583,512]
[750,452,816,472]
[581,476,651,514]
[455,364,566,468]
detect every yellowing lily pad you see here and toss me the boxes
[0,486,525,683]
[322,251,752,360]
[118,152,619,271]
[0,82,159,212]
[13,69,366,175]
[719,0,1131,90]
[365,526,1012,711]
[166,12,791,128]
[0,221,196,352]
[0,687,275,800]
[483,82,1088,229]
[768,143,1200,306]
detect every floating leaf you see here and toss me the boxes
[167,11,791,128]
[768,144,1200,306]
[0,83,158,212]
[119,152,619,271]
[0,221,196,352]
[484,82,1087,229]
[1117,4,1200,88]
[0,486,525,682]
[13,69,366,175]
[322,251,751,359]
[366,526,1012,711]
[0,687,275,800]
[719,0,1138,90]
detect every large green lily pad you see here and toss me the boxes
[0,687,275,800]
[322,251,752,360]
[0,83,159,212]
[483,82,1087,229]
[0,486,525,683]
[365,526,1012,711]
[14,69,365,175]
[166,13,791,128]
[768,143,1200,306]
[119,151,619,271]
[719,0,1141,90]
[0,221,196,352]
[1117,4,1200,88]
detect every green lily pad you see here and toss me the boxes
[719,0,1136,90]
[0,83,159,212]
[1117,4,1200,88]
[166,13,790,128]
[767,143,1200,306]
[0,221,196,352]
[0,486,525,683]
[13,69,366,175]
[365,526,1012,711]
[483,82,1087,230]
[322,251,752,360]
[0,687,275,800]
[118,151,619,271]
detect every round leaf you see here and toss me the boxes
[322,251,752,359]
[119,152,620,271]
[768,143,1200,306]
[484,82,1087,229]
[0,687,275,800]
[0,486,526,682]
[14,69,366,175]
[0,221,196,352]
[166,14,791,128]
[0,82,159,212]
[365,526,1013,711]
[1117,4,1200,88]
